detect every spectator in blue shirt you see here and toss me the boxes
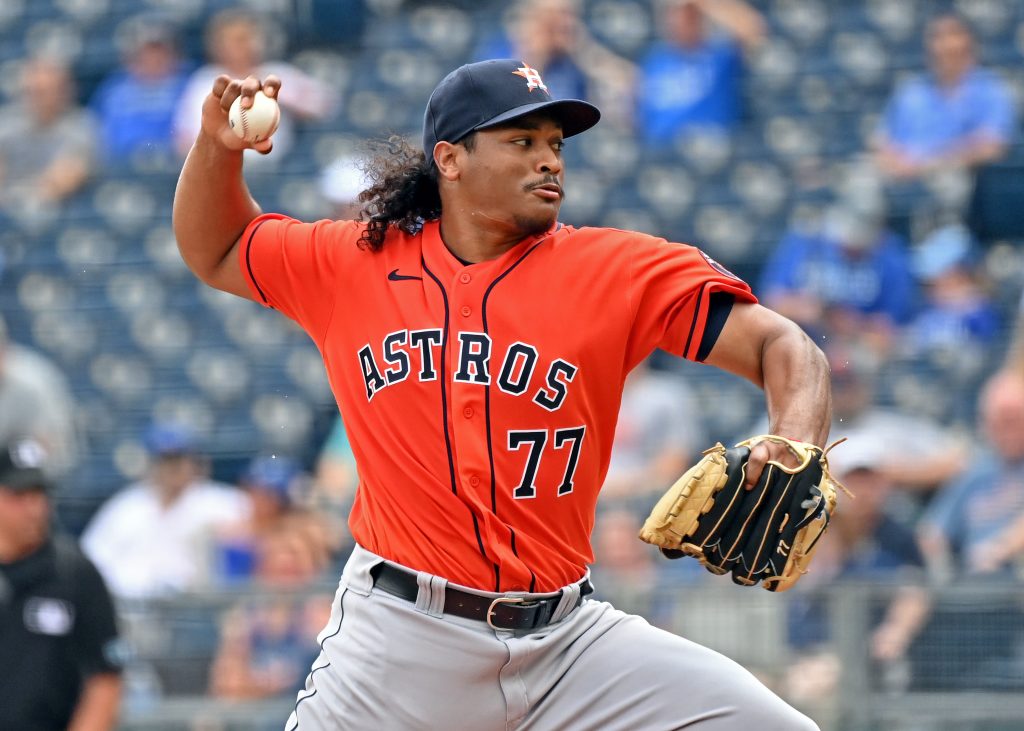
[919,370,1024,578]
[903,224,1001,360]
[636,0,765,147]
[91,17,191,168]
[759,197,915,355]
[874,13,1016,182]
[914,369,1024,691]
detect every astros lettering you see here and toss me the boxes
[357,329,577,410]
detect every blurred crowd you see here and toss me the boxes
[3,0,1024,727]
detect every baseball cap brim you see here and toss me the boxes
[0,467,51,492]
[0,438,54,492]
[474,98,600,139]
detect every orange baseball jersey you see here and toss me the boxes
[239,214,756,592]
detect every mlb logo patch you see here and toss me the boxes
[699,251,741,281]
[24,597,75,636]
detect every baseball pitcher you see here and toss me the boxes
[174,59,831,730]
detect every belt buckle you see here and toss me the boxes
[486,596,525,630]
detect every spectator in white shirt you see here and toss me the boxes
[81,423,251,599]
[173,8,337,167]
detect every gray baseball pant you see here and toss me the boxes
[285,544,818,731]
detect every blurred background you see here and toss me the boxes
[2,0,1024,729]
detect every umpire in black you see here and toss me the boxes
[0,438,124,730]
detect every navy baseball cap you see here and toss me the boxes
[423,59,601,164]
[0,438,53,492]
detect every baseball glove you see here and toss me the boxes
[638,435,844,592]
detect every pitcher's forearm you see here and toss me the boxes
[173,132,262,286]
[762,323,831,447]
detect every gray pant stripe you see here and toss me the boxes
[287,587,349,730]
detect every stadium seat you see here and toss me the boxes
[4,195,64,238]
[89,352,154,405]
[585,0,652,55]
[578,126,641,179]
[407,5,475,59]
[635,166,696,222]
[600,207,661,237]
[763,115,823,161]
[223,307,296,354]
[748,37,799,92]
[771,0,828,47]
[186,350,252,405]
[278,177,332,222]
[673,128,733,176]
[557,170,609,225]
[250,393,315,451]
[31,310,99,367]
[344,88,396,134]
[194,280,255,319]
[56,226,121,275]
[693,203,757,263]
[105,271,167,314]
[730,161,789,218]
[17,271,74,312]
[92,181,159,235]
[310,132,366,171]
[687,366,762,441]
[832,30,889,87]
[956,0,1017,39]
[143,226,193,278]
[77,397,119,444]
[129,311,193,364]
[864,0,918,42]
[374,47,445,98]
[285,347,334,405]
[54,0,111,26]
[795,74,837,115]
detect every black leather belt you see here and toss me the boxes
[369,563,592,631]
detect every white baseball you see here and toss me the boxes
[228,90,281,143]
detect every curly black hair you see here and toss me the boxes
[356,134,475,252]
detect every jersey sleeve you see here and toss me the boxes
[625,233,756,369]
[239,213,362,346]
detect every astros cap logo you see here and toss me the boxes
[513,63,548,92]
[422,59,599,164]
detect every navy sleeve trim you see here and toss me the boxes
[244,219,272,305]
[696,292,735,362]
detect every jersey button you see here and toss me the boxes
[460,305,472,317]
[463,406,474,419]
[469,475,481,487]
[459,272,472,284]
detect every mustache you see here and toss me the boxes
[524,176,564,197]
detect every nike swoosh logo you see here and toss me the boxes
[388,269,422,281]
